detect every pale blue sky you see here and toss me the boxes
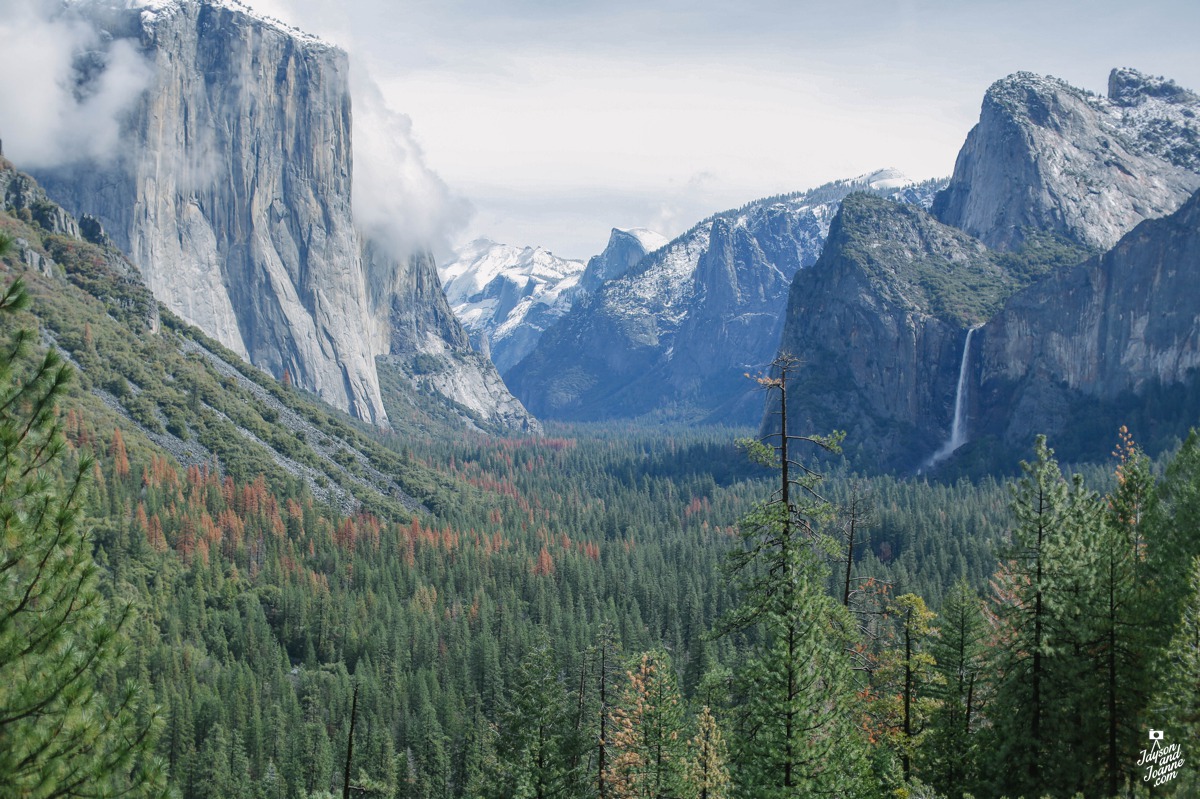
[40,0,1200,259]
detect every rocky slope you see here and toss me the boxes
[508,170,943,424]
[775,193,1022,471]
[0,158,453,517]
[31,0,534,433]
[932,68,1200,252]
[974,186,1200,460]
[364,242,537,432]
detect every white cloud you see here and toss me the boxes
[350,68,471,260]
[0,0,152,169]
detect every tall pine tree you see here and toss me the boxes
[0,275,165,798]
[922,577,986,797]
[983,436,1101,799]
[604,649,687,799]
[724,355,872,798]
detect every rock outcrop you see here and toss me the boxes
[975,187,1200,458]
[932,69,1200,252]
[508,171,943,424]
[31,0,535,432]
[576,228,668,297]
[775,193,1020,471]
[0,159,158,329]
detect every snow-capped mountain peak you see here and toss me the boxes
[855,167,915,191]
[622,228,670,254]
[438,241,586,374]
[506,171,948,423]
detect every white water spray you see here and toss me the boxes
[925,326,979,469]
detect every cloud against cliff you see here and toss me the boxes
[351,69,471,260]
[0,0,152,169]
[220,0,470,257]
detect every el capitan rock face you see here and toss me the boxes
[31,0,535,432]
[37,0,387,424]
[931,69,1200,253]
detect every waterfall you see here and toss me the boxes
[925,327,978,469]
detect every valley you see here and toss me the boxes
[1,1,1199,797]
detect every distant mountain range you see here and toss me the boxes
[437,227,669,376]
[504,169,944,425]
[471,67,1200,472]
[440,240,585,375]
[9,0,1200,476]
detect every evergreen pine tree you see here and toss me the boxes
[983,436,1101,799]
[986,436,1064,796]
[1151,556,1200,796]
[922,578,986,797]
[723,355,872,798]
[486,636,573,799]
[683,705,729,799]
[876,593,936,785]
[0,276,165,798]
[1081,430,1157,797]
[1150,431,1200,638]
[604,649,687,799]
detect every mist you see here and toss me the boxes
[351,68,471,262]
[228,0,471,259]
[0,0,152,169]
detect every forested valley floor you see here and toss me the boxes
[1,262,1198,796]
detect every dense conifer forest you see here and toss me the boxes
[1,219,1198,798]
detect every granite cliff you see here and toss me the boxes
[775,193,1020,471]
[932,69,1200,252]
[974,187,1200,460]
[576,228,668,297]
[774,69,1200,472]
[31,0,534,432]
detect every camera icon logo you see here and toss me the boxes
[1149,729,1164,741]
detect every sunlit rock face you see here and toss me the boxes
[932,69,1200,253]
[33,0,536,431]
[35,0,384,422]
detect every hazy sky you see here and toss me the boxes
[13,0,1200,260]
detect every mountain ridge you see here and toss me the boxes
[774,68,1200,473]
[508,169,945,424]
